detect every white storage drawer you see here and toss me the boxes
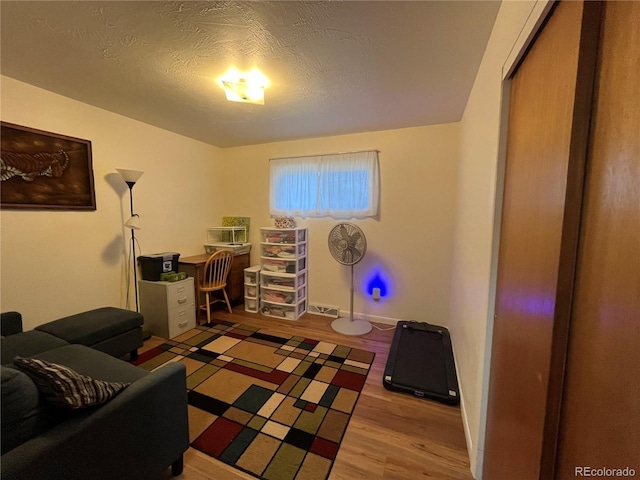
[245,297,258,312]
[260,271,306,291]
[261,298,307,320]
[244,268,260,285]
[261,285,306,305]
[260,243,306,259]
[261,257,306,274]
[245,285,258,298]
[260,228,307,244]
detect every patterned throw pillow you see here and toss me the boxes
[12,357,129,409]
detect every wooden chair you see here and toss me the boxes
[200,250,234,323]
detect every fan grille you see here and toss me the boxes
[328,223,367,265]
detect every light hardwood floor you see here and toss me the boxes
[154,307,473,480]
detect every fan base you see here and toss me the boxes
[331,317,372,336]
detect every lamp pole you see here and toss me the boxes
[125,182,139,312]
[116,169,144,313]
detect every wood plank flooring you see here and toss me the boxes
[153,308,472,480]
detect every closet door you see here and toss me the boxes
[482,2,600,478]
[555,1,640,476]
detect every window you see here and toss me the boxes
[270,150,379,219]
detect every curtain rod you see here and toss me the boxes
[269,149,380,161]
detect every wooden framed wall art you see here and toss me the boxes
[0,122,96,210]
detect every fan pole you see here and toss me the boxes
[349,264,355,322]
[331,263,373,336]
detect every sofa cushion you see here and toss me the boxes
[35,307,143,346]
[34,344,149,384]
[1,366,57,454]
[13,356,130,410]
[1,330,69,365]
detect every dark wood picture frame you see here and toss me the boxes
[1,122,96,210]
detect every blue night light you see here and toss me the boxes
[366,271,388,298]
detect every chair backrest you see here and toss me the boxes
[202,250,233,289]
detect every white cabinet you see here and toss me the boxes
[139,277,196,339]
[259,227,307,320]
[244,265,261,313]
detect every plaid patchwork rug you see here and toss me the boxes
[133,320,375,480]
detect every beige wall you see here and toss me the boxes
[1,76,460,330]
[0,76,224,330]
[449,1,550,477]
[222,124,460,325]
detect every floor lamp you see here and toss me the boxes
[116,169,144,312]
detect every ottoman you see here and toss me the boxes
[35,307,143,360]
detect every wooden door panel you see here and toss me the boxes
[483,2,587,478]
[555,1,640,475]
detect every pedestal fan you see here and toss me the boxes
[328,223,372,335]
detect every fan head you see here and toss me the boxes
[328,223,367,265]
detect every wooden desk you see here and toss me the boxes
[179,253,249,315]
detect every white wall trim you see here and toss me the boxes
[503,0,556,80]
[473,78,512,480]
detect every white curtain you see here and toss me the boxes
[270,150,379,219]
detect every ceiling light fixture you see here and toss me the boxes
[222,78,265,105]
[219,68,269,105]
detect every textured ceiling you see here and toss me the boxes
[1,1,501,148]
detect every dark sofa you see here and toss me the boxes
[1,311,189,480]
[1,307,143,365]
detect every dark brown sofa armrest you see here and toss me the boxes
[1,312,23,336]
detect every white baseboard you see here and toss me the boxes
[344,311,401,326]
[458,385,478,478]
[450,337,479,479]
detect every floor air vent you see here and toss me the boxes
[308,303,340,318]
